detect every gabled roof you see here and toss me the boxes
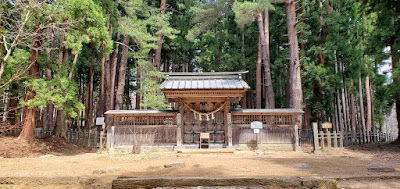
[159,71,250,90]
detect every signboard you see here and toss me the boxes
[253,129,260,134]
[96,117,105,126]
[251,121,263,129]
[322,122,332,129]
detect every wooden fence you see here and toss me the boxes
[105,111,178,149]
[312,122,396,153]
[66,128,103,148]
[107,125,177,148]
[342,131,396,146]
[232,125,296,145]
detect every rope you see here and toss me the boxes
[184,102,226,121]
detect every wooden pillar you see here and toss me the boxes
[224,98,230,146]
[179,101,184,146]
[326,128,331,148]
[294,125,300,152]
[227,113,232,147]
[312,122,321,153]
[177,113,182,146]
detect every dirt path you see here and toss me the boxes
[0,139,399,188]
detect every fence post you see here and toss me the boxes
[339,131,344,148]
[94,129,98,148]
[377,131,380,142]
[327,129,331,148]
[294,125,300,152]
[319,131,324,150]
[100,124,105,150]
[110,126,115,149]
[74,130,78,144]
[350,131,354,145]
[69,129,72,143]
[312,122,321,153]
[333,131,338,148]
[88,130,91,147]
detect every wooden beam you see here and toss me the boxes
[224,98,230,146]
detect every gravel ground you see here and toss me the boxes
[0,138,399,188]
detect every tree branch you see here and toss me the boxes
[114,41,135,52]
[294,18,308,27]
[3,36,9,52]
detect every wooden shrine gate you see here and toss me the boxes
[182,101,227,146]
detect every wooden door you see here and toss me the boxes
[183,102,225,144]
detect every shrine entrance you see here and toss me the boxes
[160,72,250,147]
[182,101,226,145]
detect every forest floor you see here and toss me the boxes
[0,137,399,189]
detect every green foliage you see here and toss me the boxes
[21,77,84,119]
[61,0,112,55]
[136,60,169,110]
[232,0,274,28]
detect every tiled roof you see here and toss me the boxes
[160,72,250,90]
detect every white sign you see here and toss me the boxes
[253,129,260,134]
[96,117,105,126]
[251,121,263,129]
[322,122,332,129]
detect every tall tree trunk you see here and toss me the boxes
[2,90,8,122]
[334,51,343,131]
[392,50,400,142]
[358,75,366,139]
[109,34,120,110]
[350,93,357,140]
[53,110,65,137]
[58,30,65,66]
[164,54,169,72]
[285,0,302,128]
[43,29,55,131]
[19,28,42,143]
[304,97,311,129]
[44,69,54,131]
[171,50,176,72]
[86,49,95,128]
[263,8,275,109]
[8,83,18,125]
[345,87,351,131]
[240,29,247,109]
[365,75,372,132]
[54,49,70,137]
[340,61,349,131]
[68,54,79,79]
[97,42,106,116]
[105,57,111,111]
[154,0,167,71]
[182,61,186,72]
[256,36,262,109]
[115,35,130,110]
